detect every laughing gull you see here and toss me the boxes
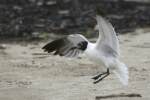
[42,15,128,85]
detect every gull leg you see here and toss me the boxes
[92,72,107,80]
[93,68,110,84]
[92,68,110,80]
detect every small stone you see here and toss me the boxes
[0,44,7,49]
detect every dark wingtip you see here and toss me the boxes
[42,42,55,53]
[42,38,64,54]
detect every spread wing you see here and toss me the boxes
[96,15,120,57]
[42,34,88,57]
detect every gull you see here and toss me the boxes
[42,15,128,85]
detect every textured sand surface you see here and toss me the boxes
[0,30,150,100]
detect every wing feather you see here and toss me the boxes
[42,34,88,57]
[96,15,120,57]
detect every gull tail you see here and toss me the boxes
[113,61,129,86]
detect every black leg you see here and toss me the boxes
[92,68,109,80]
[93,68,110,84]
[92,71,107,80]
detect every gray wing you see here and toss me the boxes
[95,15,120,57]
[42,34,88,57]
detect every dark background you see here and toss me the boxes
[0,0,150,38]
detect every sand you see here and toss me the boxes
[0,30,150,100]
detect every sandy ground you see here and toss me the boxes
[0,29,150,100]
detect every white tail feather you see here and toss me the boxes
[113,61,129,86]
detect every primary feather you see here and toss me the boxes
[42,34,88,57]
[96,15,120,57]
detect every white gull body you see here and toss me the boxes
[42,15,129,85]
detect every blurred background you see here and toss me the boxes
[0,0,150,39]
[0,0,150,100]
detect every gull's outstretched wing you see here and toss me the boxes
[42,34,88,57]
[96,15,119,57]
